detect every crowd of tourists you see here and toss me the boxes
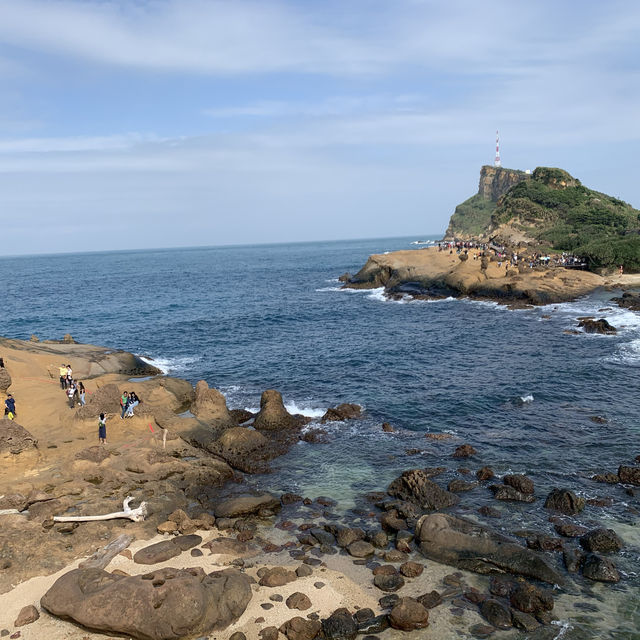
[440,240,586,272]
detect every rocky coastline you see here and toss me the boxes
[342,246,640,307]
[0,336,638,639]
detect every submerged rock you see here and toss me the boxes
[389,597,429,631]
[503,474,534,494]
[490,485,535,503]
[416,513,564,585]
[41,567,251,639]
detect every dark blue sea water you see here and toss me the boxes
[1,237,639,637]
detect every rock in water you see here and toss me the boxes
[40,567,252,639]
[321,403,362,422]
[387,469,459,510]
[389,597,429,631]
[578,318,617,334]
[544,488,585,514]
[253,389,305,430]
[618,466,640,486]
[581,554,620,583]
[579,528,624,553]
[415,513,564,585]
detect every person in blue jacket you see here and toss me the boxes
[5,394,16,419]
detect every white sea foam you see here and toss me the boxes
[315,286,343,292]
[520,394,534,403]
[139,354,200,375]
[550,620,572,639]
[366,287,387,302]
[284,402,327,418]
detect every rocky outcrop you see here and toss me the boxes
[207,427,284,473]
[578,318,617,334]
[321,403,362,422]
[192,381,235,426]
[416,513,565,585]
[0,367,11,393]
[0,419,38,455]
[75,383,121,420]
[253,390,308,430]
[387,469,459,511]
[41,567,252,639]
[479,166,529,202]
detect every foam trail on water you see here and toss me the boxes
[520,394,534,403]
[139,354,200,375]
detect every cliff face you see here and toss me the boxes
[445,166,528,239]
[478,165,529,201]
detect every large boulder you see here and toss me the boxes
[0,367,11,393]
[618,466,640,486]
[387,469,459,510]
[213,492,280,518]
[581,554,620,583]
[75,383,121,420]
[0,419,38,455]
[192,381,235,426]
[207,427,283,473]
[579,529,623,553]
[253,390,307,430]
[544,488,585,514]
[41,567,252,639]
[416,513,565,585]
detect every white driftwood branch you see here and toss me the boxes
[53,496,148,523]
[79,533,134,569]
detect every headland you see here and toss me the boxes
[344,166,640,305]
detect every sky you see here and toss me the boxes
[0,0,639,255]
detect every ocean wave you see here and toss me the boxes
[139,354,200,374]
[520,394,534,403]
[243,401,327,418]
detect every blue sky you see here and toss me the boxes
[0,0,639,254]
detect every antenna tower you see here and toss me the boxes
[494,130,501,167]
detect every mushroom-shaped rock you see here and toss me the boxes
[192,380,235,425]
[41,567,252,640]
[253,390,306,430]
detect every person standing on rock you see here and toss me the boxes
[66,364,73,388]
[98,413,107,444]
[4,394,16,419]
[66,384,75,409]
[59,364,68,389]
[78,381,86,406]
[120,391,129,419]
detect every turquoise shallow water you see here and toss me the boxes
[1,236,639,637]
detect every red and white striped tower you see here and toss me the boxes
[494,130,501,167]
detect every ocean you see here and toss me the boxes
[2,236,639,638]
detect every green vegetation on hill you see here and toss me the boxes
[448,193,496,237]
[493,167,640,271]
